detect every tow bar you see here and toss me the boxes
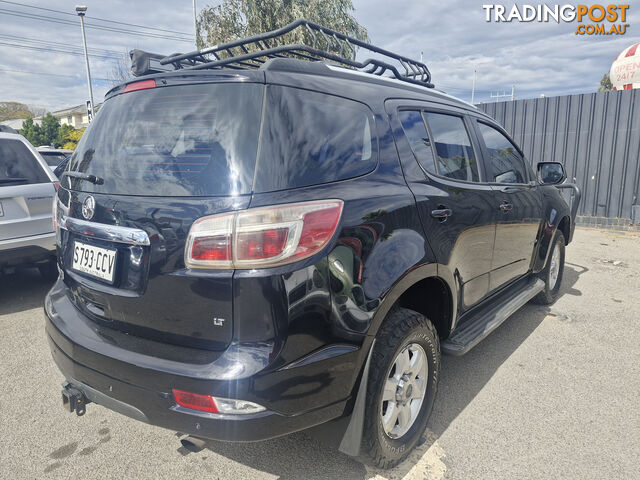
[62,382,91,416]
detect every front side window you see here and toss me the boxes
[423,112,479,182]
[0,140,49,185]
[398,110,436,175]
[478,123,527,184]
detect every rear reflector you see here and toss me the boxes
[123,79,156,93]
[172,389,219,413]
[185,200,343,269]
[172,389,266,415]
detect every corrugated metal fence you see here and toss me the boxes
[478,89,640,223]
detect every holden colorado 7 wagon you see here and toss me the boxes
[45,20,579,468]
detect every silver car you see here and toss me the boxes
[0,132,58,279]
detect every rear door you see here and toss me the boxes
[387,101,496,312]
[0,137,55,242]
[56,79,264,351]
[473,120,543,291]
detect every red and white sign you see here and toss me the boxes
[610,43,640,91]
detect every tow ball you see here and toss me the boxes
[62,382,91,416]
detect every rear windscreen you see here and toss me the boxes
[65,83,264,196]
[0,139,49,185]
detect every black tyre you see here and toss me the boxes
[361,307,440,469]
[532,230,565,305]
[38,260,58,281]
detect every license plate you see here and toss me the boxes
[72,241,117,282]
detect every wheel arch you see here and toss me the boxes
[367,263,457,341]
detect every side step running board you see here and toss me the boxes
[442,278,545,356]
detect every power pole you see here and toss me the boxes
[490,88,515,102]
[76,5,94,122]
[471,69,477,104]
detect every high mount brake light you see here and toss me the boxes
[122,79,156,93]
[184,200,343,269]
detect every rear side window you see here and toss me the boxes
[477,123,527,184]
[255,86,376,192]
[66,83,264,196]
[398,110,436,175]
[0,139,49,186]
[423,112,479,182]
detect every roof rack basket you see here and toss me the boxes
[147,19,433,88]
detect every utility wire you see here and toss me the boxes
[0,8,194,42]
[0,0,193,36]
[0,41,124,61]
[0,67,111,81]
[0,33,123,57]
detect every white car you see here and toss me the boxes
[1,133,58,278]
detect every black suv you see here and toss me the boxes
[46,21,578,468]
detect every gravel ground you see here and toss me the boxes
[1,227,639,480]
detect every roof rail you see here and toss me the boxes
[131,19,433,88]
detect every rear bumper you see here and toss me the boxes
[0,232,55,266]
[44,279,354,442]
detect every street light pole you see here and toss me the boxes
[76,5,95,122]
[193,0,198,50]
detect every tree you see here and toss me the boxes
[61,127,85,150]
[39,113,61,146]
[20,116,42,146]
[196,0,368,51]
[0,101,44,122]
[110,50,133,87]
[598,73,613,92]
[57,124,75,147]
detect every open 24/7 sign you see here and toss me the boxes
[611,43,640,90]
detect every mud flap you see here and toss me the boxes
[338,339,375,457]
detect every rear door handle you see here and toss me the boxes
[431,208,453,220]
[499,202,513,212]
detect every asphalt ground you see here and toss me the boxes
[1,227,639,479]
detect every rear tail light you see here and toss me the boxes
[185,200,343,269]
[52,196,58,231]
[172,389,265,415]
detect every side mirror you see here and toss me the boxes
[537,162,566,185]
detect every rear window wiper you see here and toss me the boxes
[0,177,28,184]
[62,171,104,185]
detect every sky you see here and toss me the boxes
[0,0,638,112]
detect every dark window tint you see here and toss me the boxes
[255,86,375,192]
[40,151,68,167]
[478,123,527,184]
[398,110,436,174]
[423,113,479,182]
[0,139,49,186]
[66,83,263,196]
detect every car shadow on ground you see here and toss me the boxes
[0,268,54,316]
[191,264,587,479]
